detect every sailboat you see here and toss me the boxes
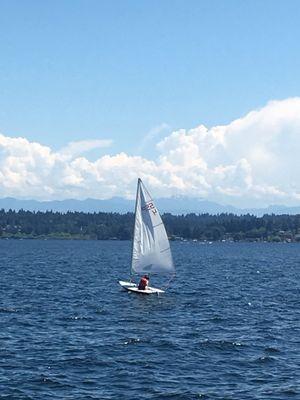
[118,178,175,294]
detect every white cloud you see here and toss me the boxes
[1,97,300,206]
[136,123,170,154]
[58,139,113,160]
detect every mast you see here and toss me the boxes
[130,178,141,279]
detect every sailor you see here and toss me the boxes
[138,275,149,290]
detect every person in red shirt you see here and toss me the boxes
[138,275,149,290]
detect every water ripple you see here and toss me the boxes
[0,240,299,399]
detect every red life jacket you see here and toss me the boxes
[138,277,148,290]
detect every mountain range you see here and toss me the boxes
[1,197,300,216]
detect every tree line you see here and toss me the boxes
[0,209,300,242]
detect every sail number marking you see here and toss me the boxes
[142,202,158,215]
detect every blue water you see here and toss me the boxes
[0,240,299,399]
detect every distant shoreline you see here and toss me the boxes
[1,237,299,244]
[1,209,300,243]
[0,234,299,244]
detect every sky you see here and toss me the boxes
[1,0,300,207]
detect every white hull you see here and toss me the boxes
[118,280,165,294]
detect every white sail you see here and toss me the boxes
[131,179,174,275]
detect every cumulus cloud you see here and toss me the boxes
[1,97,300,206]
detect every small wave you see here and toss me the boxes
[39,375,74,389]
[280,387,299,395]
[0,307,18,313]
[0,391,34,400]
[82,379,97,386]
[95,307,108,315]
[153,391,207,399]
[122,337,142,345]
[210,315,224,322]
[154,338,182,350]
[198,339,244,350]
[255,355,275,363]
[265,346,280,353]
[59,356,113,368]
[63,315,94,321]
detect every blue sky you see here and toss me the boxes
[0,1,300,205]
[1,0,299,151]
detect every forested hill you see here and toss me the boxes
[1,209,300,242]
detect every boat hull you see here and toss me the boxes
[118,280,165,294]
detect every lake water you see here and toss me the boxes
[0,240,299,399]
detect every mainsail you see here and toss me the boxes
[131,179,174,275]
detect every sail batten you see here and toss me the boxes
[153,223,163,229]
[131,179,174,275]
